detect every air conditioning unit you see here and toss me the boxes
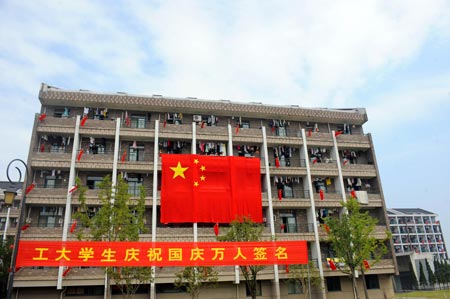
[193,115,202,122]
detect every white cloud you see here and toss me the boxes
[0,0,449,181]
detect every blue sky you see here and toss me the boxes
[0,1,449,244]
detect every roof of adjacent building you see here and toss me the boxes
[387,208,436,216]
[0,181,22,191]
[39,83,368,125]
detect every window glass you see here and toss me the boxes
[326,277,341,292]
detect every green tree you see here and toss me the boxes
[0,238,13,298]
[419,261,428,289]
[74,175,152,299]
[288,261,322,298]
[425,259,436,288]
[217,217,265,299]
[174,266,219,299]
[324,198,389,299]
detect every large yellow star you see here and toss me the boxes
[170,162,189,179]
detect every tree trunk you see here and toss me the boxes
[361,269,369,299]
[351,273,360,299]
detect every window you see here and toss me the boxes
[66,286,103,296]
[87,176,103,190]
[128,178,143,196]
[246,280,262,296]
[288,280,302,294]
[365,275,380,289]
[156,284,184,294]
[326,277,341,292]
[129,146,145,161]
[131,115,146,128]
[276,126,287,136]
[45,175,63,188]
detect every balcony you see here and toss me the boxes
[36,116,76,134]
[335,134,371,149]
[341,163,377,177]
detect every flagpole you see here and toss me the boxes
[192,122,198,243]
[228,123,240,285]
[57,115,81,290]
[150,119,160,299]
[261,126,280,299]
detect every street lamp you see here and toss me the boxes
[5,159,30,299]
[2,188,17,243]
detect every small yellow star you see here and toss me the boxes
[170,162,189,179]
[200,165,206,171]
[194,181,199,187]
[200,175,206,181]
[194,159,199,164]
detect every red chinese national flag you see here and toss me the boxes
[160,154,262,223]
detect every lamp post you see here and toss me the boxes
[5,159,30,299]
[2,189,16,243]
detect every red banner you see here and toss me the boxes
[16,240,307,267]
[161,154,262,223]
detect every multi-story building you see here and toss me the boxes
[388,208,447,291]
[5,83,396,298]
[388,208,447,260]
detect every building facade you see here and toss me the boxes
[388,208,447,260]
[387,208,448,260]
[388,208,447,291]
[5,83,396,298]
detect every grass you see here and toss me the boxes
[395,289,450,298]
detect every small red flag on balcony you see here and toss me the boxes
[21,224,30,231]
[275,157,280,168]
[323,224,330,234]
[201,121,205,129]
[235,124,239,134]
[319,189,324,200]
[285,265,290,273]
[281,224,285,231]
[278,189,283,200]
[308,129,312,137]
[25,183,36,195]
[163,120,166,128]
[80,115,88,127]
[160,154,262,223]
[124,111,131,127]
[38,113,47,121]
[335,131,343,137]
[343,159,349,166]
[70,220,77,233]
[69,185,78,193]
[351,190,356,199]
[271,126,275,133]
[63,267,72,277]
[77,149,84,161]
[214,223,219,236]
[363,260,370,269]
[312,158,318,164]
[121,151,127,163]
[327,258,337,270]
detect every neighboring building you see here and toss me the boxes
[388,208,447,260]
[0,181,22,241]
[388,208,448,291]
[4,83,396,299]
